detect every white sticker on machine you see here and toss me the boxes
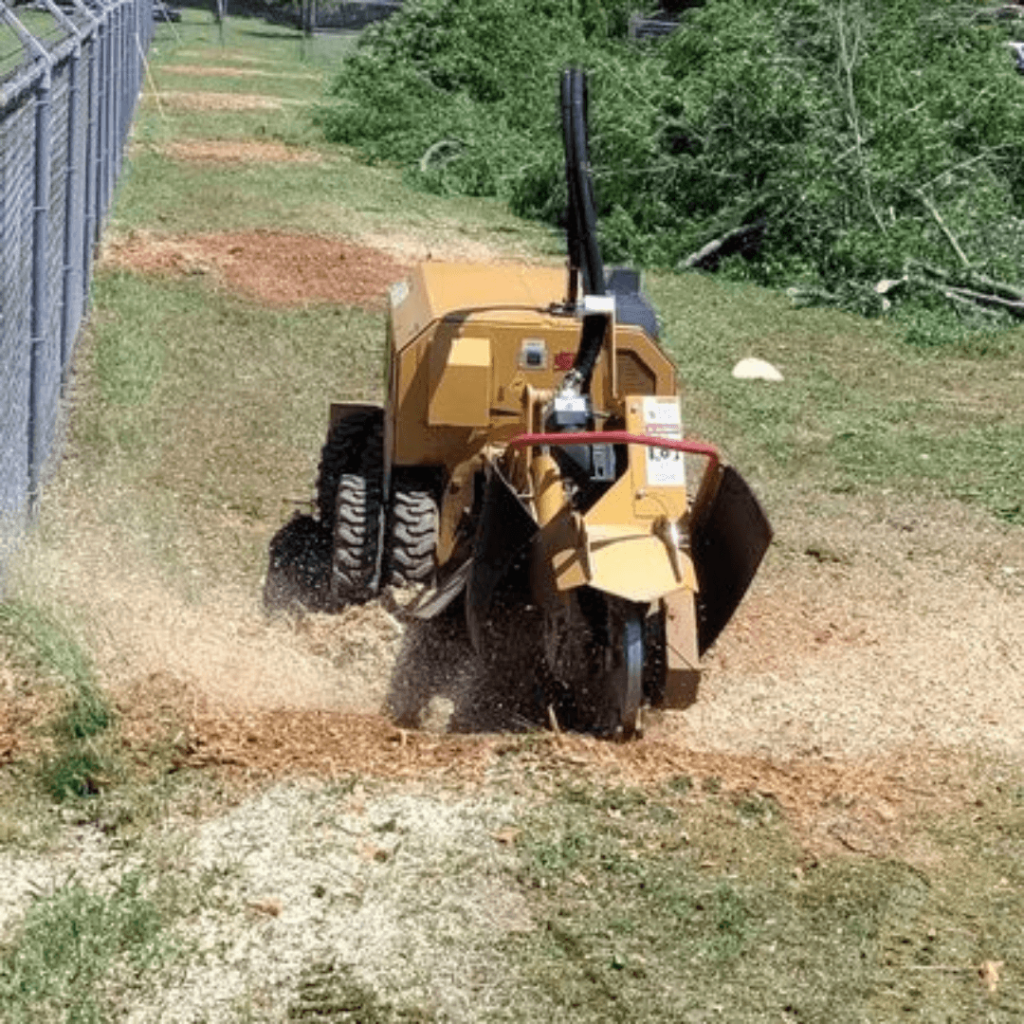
[642,396,685,487]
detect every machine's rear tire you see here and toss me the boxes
[386,478,438,587]
[317,409,382,534]
[330,417,384,604]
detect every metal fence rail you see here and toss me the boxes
[0,0,151,588]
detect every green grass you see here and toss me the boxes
[0,600,122,801]
[76,272,385,586]
[118,127,553,253]
[648,272,1024,524]
[502,777,1024,1023]
[0,602,94,694]
[0,869,180,1024]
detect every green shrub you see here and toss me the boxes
[319,0,1024,318]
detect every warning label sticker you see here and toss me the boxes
[642,397,685,487]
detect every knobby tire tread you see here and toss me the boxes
[329,416,384,604]
[316,409,381,533]
[386,482,437,586]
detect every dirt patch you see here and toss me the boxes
[110,667,960,858]
[358,228,550,267]
[100,230,410,308]
[156,140,322,164]
[143,91,301,112]
[160,64,319,81]
[174,50,289,65]
[0,684,54,767]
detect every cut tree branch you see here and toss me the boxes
[914,190,971,268]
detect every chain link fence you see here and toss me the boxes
[0,0,151,589]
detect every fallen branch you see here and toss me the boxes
[937,287,1005,319]
[963,269,1024,302]
[909,273,1024,318]
[906,258,1024,315]
[680,218,766,270]
[915,190,971,268]
[942,283,1024,317]
[419,138,464,173]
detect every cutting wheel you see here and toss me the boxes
[612,599,644,739]
[542,590,645,739]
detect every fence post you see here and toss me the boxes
[69,0,100,322]
[43,0,87,379]
[29,71,53,513]
[98,4,110,230]
[84,3,101,279]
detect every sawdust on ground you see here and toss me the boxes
[154,140,322,164]
[159,64,320,81]
[143,91,304,111]
[10,472,1021,858]
[100,230,410,308]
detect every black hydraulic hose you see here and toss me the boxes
[569,69,605,297]
[573,309,609,395]
[560,70,583,305]
[559,69,608,395]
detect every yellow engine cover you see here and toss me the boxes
[428,335,492,427]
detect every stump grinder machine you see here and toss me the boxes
[270,70,772,737]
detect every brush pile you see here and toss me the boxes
[318,0,1024,325]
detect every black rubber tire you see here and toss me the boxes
[330,416,384,604]
[316,409,382,534]
[386,479,438,587]
[641,604,667,706]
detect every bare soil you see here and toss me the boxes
[100,230,410,308]
[143,92,300,111]
[155,140,323,164]
[159,64,319,81]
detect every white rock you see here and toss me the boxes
[731,357,784,382]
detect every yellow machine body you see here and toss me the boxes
[294,71,771,738]
[378,261,706,711]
